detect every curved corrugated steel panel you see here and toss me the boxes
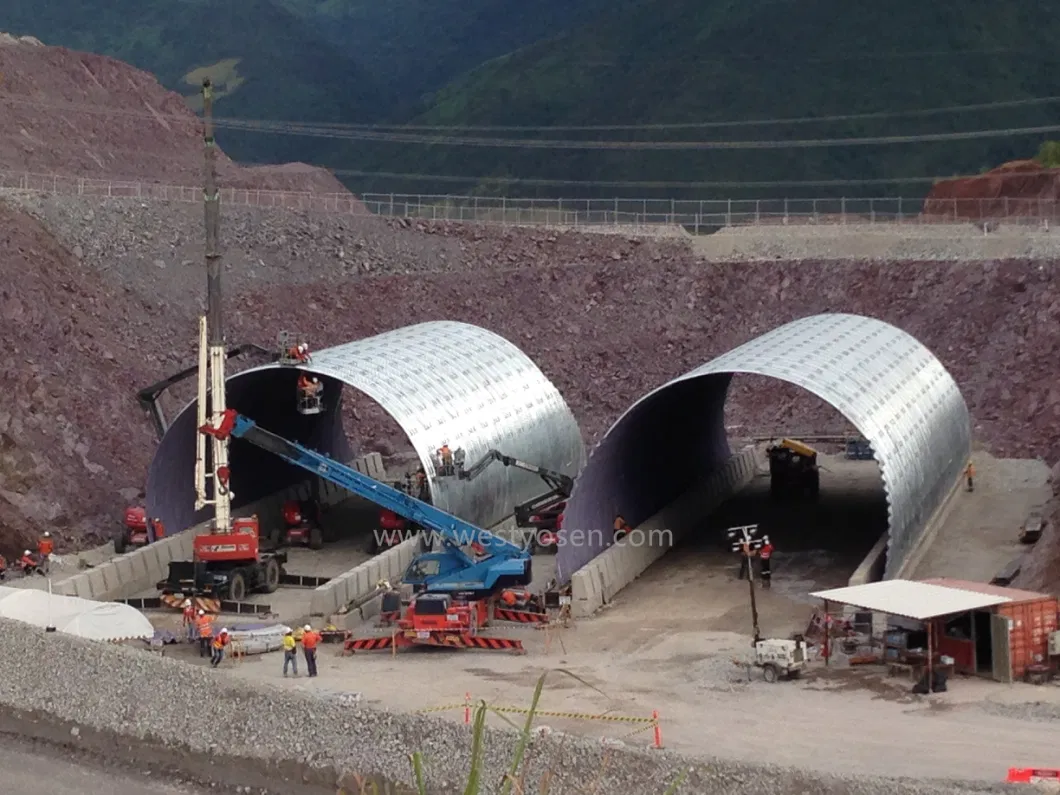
[148,321,584,535]
[558,313,970,582]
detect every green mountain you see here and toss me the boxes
[2,0,383,165]
[345,0,1060,199]
[276,0,621,109]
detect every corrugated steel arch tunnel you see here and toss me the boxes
[558,313,971,583]
[147,321,585,535]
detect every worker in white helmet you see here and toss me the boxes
[210,627,230,668]
[19,549,38,576]
[181,599,197,642]
[195,609,214,657]
[301,623,321,677]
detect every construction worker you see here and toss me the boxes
[151,518,166,539]
[301,623,320,677]
[414,467,429,501]
[287,343,311,363]
[759,536,774,588]
[196,609,214,658]
[181,600,197,642]
[19,550,38,576]
[282,629,298,677]
[965,460,975,492]
[37,532,54,561]
[437,443,453,475]
[0,554,6,580]
[210,628,230,667]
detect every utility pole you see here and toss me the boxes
[728,523,763,643]
[196,77,233,534]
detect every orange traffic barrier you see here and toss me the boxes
[493,607,549,624]
[1007,767,1060,783]
[652,709,662,749]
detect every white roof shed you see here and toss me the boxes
[0,586,153,641]
[810,579,1012,621]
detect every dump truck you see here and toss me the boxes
[766,438,820,499]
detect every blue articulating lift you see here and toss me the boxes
[200,408,533,599]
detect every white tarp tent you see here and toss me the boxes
[0,586,153,641]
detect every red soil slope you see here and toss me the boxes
[923,160,1060,220]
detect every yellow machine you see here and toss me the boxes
[767,438,820,499]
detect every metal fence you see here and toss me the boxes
[2,170,1059,229]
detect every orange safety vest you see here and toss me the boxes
[301,630,320,650]
[38,538,54,557]
[965,463,975,477]
[212,633,229,650]
[197,615,213,637]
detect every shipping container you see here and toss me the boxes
[996,597,1059,679]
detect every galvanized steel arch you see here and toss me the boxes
[558,313,971,582]
[148,321,585,535]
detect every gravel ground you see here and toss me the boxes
[975,698,1060,724]
[0,618,1025,794]
[694,222,1060,261]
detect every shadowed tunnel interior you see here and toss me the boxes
[558,313,972,584]
[146,368,351,535]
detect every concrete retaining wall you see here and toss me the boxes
[308,535,422,617]
[569,447,759,618]
[52,454,386,602]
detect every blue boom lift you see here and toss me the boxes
[200,408,533,598]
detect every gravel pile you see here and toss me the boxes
[694,222,1060,261]
[0,618,1020,794]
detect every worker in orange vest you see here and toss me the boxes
[196,609,214,658]
[301,624,321,677]
[181,600,197,642]
[38,532,54,559]
[0,553,6,580]
[964,461,975,492]
[613,515,629,542]
[210,628,230,667]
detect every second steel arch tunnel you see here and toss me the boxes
[558,313,972,583]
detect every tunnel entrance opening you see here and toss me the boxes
[623,376,889,639]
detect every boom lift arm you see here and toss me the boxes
[201,409,530,593]
[454,449,574,495]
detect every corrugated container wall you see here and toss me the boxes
[997,597,1059,679]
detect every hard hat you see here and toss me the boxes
[303,624,311,631]
[311,377,319,383]
[43,532,50,537]
[183,599,191,607]
[23,550,30,556]
[285,629,292,635]
[221,628,228,634]
[198,609,205,615]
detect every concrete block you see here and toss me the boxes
[142,546,165,584]
[366,559,383,589]
[86,568,107,599]
[54,580,77,597]
[71,575,93,600]
[360,594,381,620]
[309,588,338,617]
[114,557,135,589]
[354,566,372,599]
[98,563,122,599]
[366,452,385,480]
[129,552,149,583]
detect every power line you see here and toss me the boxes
[2,91,1059,136]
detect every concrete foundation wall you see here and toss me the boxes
[569,447,759,618]
[308,535,422,617]
[52,454,385,602]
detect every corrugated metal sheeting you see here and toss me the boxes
[148,321,584,534]
[810,580,1012,621]
[559,313,971,582]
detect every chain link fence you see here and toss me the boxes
[3,171,1059,230]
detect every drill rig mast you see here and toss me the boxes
[194,78,233,532]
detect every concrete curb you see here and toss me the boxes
[570,447,759,618]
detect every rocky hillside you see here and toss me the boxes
[0,34,345,192]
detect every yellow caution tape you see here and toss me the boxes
[415,701,657,725]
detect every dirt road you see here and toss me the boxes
[0,738,208,794]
